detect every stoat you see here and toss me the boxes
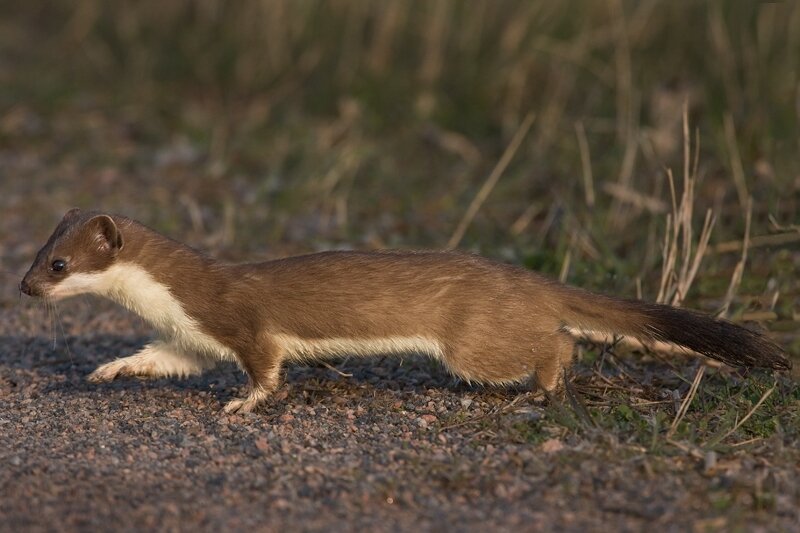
[20,209,791,413]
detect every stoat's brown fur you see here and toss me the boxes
[21,209,791,413]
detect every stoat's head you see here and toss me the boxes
[20,209,124,300]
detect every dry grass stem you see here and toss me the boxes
[656,105,715,306]
[179,194,206,234]
[712,232,800,254]
[559,234,575,283]
[602,182,667,213]
[510,204,542,236]
[608,91,640,229]
[668,365,705,438]
[320,361,354,378]
[767,214,800,233]
[719,197,752,318]
[723,112,750,209]
[575,121,595,208]
[419,0,452,87]
[728,437,764,448]
[611,0,633,144]
[665,438,705,459]
[440,395,527,432]
[713,384,776,445]
[425,126,481,165]
[448,113,535,248]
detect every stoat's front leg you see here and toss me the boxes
[87,341,215,382]
[223,335,283,414]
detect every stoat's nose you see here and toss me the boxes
[19,279,32,296]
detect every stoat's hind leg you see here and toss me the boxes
[87,341,215,383]
[223,336,283,414]
[531,333,575,393]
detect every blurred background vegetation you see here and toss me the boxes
[0,1,797,345]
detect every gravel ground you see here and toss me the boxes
[1,8,798,528]
[1,297,798,532]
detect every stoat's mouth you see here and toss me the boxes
[44,284,81,301]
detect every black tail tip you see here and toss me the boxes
[643,304,793,372]
[767,355,792,371]
[747,339,792,371]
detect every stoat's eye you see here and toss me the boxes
[51,259,67,272]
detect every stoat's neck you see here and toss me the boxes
[94,263,188,336]
[92,260,238,361]
[99,219,225,338]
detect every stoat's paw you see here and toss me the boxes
[223,397,255,414]
[223,390,271,414]
[87,358,153,383]
[87,362,123,383]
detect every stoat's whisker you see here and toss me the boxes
[48,298,57,350]
[51,299,74,363]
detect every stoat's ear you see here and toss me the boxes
[87,214,124,253]
[64,207,82,220]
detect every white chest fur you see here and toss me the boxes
[51,262,237,362]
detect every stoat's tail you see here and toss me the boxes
[554,285,791,370]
